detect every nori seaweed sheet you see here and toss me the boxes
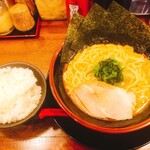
[61,1,150,62]
[71,4,111,51]
[107,1,150,33]
[70,1,150,53]
[61,13,84,62]
[107,1,150,53]
[70,3,116,51]
[107,1,130,26]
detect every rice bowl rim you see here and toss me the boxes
[0,61,47,128]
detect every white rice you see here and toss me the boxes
[0,67,42,124]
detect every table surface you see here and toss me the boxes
[0,20,149,150]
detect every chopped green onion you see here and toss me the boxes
[93,58,123,85]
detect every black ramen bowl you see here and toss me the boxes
[0,61,46,128]
[49,40,150,134]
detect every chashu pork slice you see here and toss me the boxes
[70,81,136,120]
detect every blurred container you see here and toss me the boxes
[15,0,36,15]
[66,0,93,20]
[9,2,35,32]
[4,0,36,15]
[35,0,67,20]
[129,0,150,15]
[0,0,14,35]
[129,0,150,25]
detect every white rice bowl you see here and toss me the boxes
[0,66,42,124]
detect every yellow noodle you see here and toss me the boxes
[63,44,150,115]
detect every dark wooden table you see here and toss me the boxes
[0,20,149,150]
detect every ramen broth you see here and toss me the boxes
[63,44,150,118]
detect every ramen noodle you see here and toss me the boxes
[63,44,150,116]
